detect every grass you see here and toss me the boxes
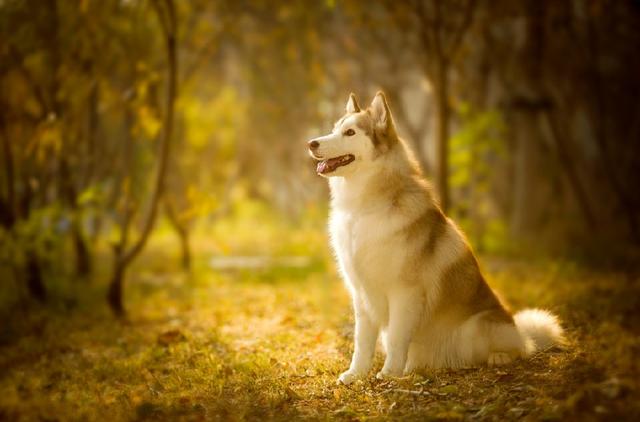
[1,209,639,421]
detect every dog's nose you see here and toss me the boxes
[308,140,319,150]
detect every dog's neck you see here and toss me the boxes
[329,140,424,213]
[329,166,381,211]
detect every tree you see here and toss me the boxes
[107,0,178,317]
[473,0,640,244]
[385,0,477,212]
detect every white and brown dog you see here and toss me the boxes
[308,92,564,385]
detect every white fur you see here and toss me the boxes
[514,309,565,354]
[308,115,376,178]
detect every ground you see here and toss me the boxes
[1,212,639,421]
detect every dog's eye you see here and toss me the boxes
[343,129,356,136]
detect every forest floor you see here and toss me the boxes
[1,214,639,421]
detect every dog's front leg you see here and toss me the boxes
[338,298,378,385]
[377,288,421,379]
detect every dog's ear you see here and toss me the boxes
[346,93,361,113]
[370,91,395,133]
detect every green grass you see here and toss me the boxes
[1,211,639,420]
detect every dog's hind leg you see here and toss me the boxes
[448,310,525,367]
[486,322,525,365]
[488,351,513,366]
[477,310,526,366]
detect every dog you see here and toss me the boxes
[308,92,565,385]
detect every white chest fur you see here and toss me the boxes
[328,202,411,327]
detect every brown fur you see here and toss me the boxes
[405,208,448,255]
[348,93,361,112]
[352,93,399,154]
[438,251,513,324]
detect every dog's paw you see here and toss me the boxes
[375,368,403,380]
[488,352,512,367]
[403,362,420,376]
[402,367,416,377]
[337,370,364,385]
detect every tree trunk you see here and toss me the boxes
[165,200,192,271]
[434,66,450,212]
[543,110,597,229]
[584,15,640,244]
[107,258,126,317]
[106,0,177,316]
[60,159,93,278]
[72,221,92,277]
[25,250,46,302]
[510,111,542,238]
[468,131,485,251]
[179,230,191,271]
[0,114,16,227]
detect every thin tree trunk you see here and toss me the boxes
[510,111,540,238]
[25,249,46,302]
[165,200,192,271]
[107,257,126,316]
[543,110,597,229]
[468,130,485,251]
[179,229,191,271]
[107,0,177,317]
[508,99,568,239]
[60,159,93,278]
[434,66,450,212]
[0,118,15,226]
[85,80,99,182]
[72,220,92,277]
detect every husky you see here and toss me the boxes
[308,92,565,385]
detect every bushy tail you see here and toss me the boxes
[514,309,565,355]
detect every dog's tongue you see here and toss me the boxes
[317,160,328,174]
[317,157,342,174]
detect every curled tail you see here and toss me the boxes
[514,309,565,355]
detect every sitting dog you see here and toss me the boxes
[308,92,564,384]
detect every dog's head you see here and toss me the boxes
[308,91,398,178]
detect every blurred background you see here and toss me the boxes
[2,2,640,419]
[1,0,640,314]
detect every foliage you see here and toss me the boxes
[450,105,508,253]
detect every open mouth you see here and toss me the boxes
[316,154,355,175]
